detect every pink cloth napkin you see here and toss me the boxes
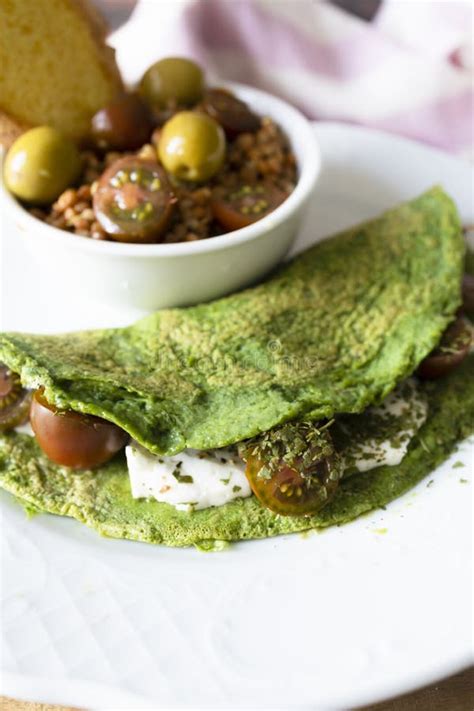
[111,0,473,157]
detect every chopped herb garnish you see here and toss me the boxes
[332,380,428,471]
[239,419,339,481]
[418,436,431,453]
[171,462,194,484]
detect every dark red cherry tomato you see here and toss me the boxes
[202,88,260,138]
[0,364,31,432]
[239,422,342,516]
[211,183,287,232]
[91,94,153,151]
[30,390,129,469]
[461,274,474,318]
[418,317,472,380]
[93,157,177,242]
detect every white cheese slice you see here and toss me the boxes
[339,379,428,473]
[126,445,251,512]
[126,379,428,511]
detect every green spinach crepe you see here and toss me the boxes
[0,187,472,548]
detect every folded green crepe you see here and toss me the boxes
[0,186,472,548]
[0,356,472,548]
[0,187,465,455]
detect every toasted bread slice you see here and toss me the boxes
[0,0,123,147]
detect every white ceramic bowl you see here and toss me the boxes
[1,83,320,310]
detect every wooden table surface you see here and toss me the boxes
[1,666,473,710]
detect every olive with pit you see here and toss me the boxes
[93,156,177,242]
[158,111,226,182]
[91,94,153,151]
[202,88,260,137]
[4,126,81,204]
[139,57,204,109]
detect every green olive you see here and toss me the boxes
[4,126,81,204]
[139,57,204,109]
[158,111,226,182]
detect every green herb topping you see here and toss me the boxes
[171,461,193,484]
[239,419,338,480]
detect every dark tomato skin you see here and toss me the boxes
[211,183,287,232]
[461,274,474,318]
[202,89,260,138]
[418,317,472,380]
[93,157,177,242]
[0,364,31,432]
[244,452,339,516]
[30,390,129,469]
[91,94,153,152]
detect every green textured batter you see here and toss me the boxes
[0,187,464,455]
[0,356,472,547]
[0,187,472,548]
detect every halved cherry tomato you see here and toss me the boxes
[418,317,472,380]
[202,88,260,138]
[0,364,31,432]
[91,94,153,152]
[211,183,287,231]
[30,390,129,469]
[93,157,177,242]
[239,422,342,516]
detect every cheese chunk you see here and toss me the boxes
[126,445,250,512]
[336,379,428,474]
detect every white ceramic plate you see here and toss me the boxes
[0,123,472,711]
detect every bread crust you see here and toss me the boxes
[0,110,30,149]
[0,0,123,149]
[74,0,110,39]
[71,0,123,92]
